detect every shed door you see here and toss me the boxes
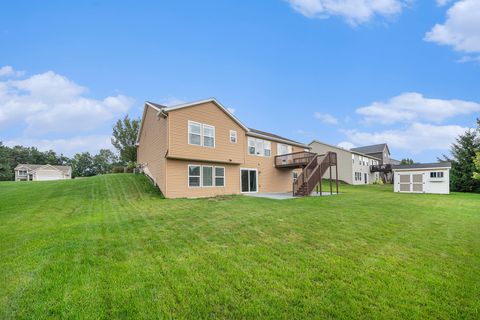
[412,174,424,193]
[399,174,410,192]
[398,173,424,193]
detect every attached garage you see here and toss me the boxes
[14,164,72,181]
[393,162,451,195]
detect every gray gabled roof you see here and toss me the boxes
[309,140,381,160]
[145,101,167,110]
[351,143,389,155]
[392,162,451,170]
[248,128,308,148]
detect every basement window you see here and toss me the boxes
[188,165,201,187]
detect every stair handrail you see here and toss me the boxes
[293,153,320,195]
[303,152,335,196]
[292,151,338,196]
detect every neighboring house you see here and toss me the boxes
[392,162,451,194]
[136,98,337,198]
[350,143,396,182]
[309,140,381,185]
[350,143,391,164]
[390,158,401,165]
[15,164,72,181]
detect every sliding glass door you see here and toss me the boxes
[241,169,257,193]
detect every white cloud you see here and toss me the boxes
[425,0,480,55]
[343,122,469,153]
[286,0,406,25]
[227,107,236,114]
[314,112,339,124]
[436,0,452,6]
[337,141,356,149]
[356,92,480,125]
[4,135,114,157]
[0,65,25,77]
[0,70,134,134]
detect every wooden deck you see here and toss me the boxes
[274,151,316,168]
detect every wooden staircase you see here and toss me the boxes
[293,152,338,197]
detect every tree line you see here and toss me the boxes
[0,116,139,180]
[1,114,479,192]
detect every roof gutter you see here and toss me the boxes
[247,131,309,148]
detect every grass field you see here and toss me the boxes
[0,174,479,319]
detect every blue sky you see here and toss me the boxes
[1,0,479,161]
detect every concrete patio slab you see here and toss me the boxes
[244,192,339,200]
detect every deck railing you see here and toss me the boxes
[274,151,316,168]
[370,164,392,173]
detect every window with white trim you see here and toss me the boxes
[263,141,271,157]
[203,124,215,147]
[188,121,215,147]
[248,137,272,157]
[18,170,27,175]
[189,165,225,187]
[202,166,213,187]
[188,121,201,146]
[430,171,444,179]
[355,172,362,181]
[229,130,237,143]
[248,137,256,155]
[215,167,225,186]
[188,165,201,187]
[278,143,290,156]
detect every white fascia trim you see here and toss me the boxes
[162,98,250,132]
[247,132,309,149]
[136,102,165,145]
[393,167,451,171]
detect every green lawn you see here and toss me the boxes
[0,174,479,319]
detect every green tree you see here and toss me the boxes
[400,158,414,165]
[0,143,71,181]
[70,152,96,177]
[0,142,14,181]
[111,115,140,164]
[93,149,118,174]
[473,152,480,181]
[441,119,480,192]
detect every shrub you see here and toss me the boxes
[112,166,125,174]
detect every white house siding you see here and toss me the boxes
[351,154,379,185]
[309,141,380,185]
[393,169,450,194]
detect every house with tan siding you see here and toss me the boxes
[136,98,337,198]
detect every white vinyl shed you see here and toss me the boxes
[392,162,451,194]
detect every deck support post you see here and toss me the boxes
[335,163,339,195]
[329,153,333,195]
